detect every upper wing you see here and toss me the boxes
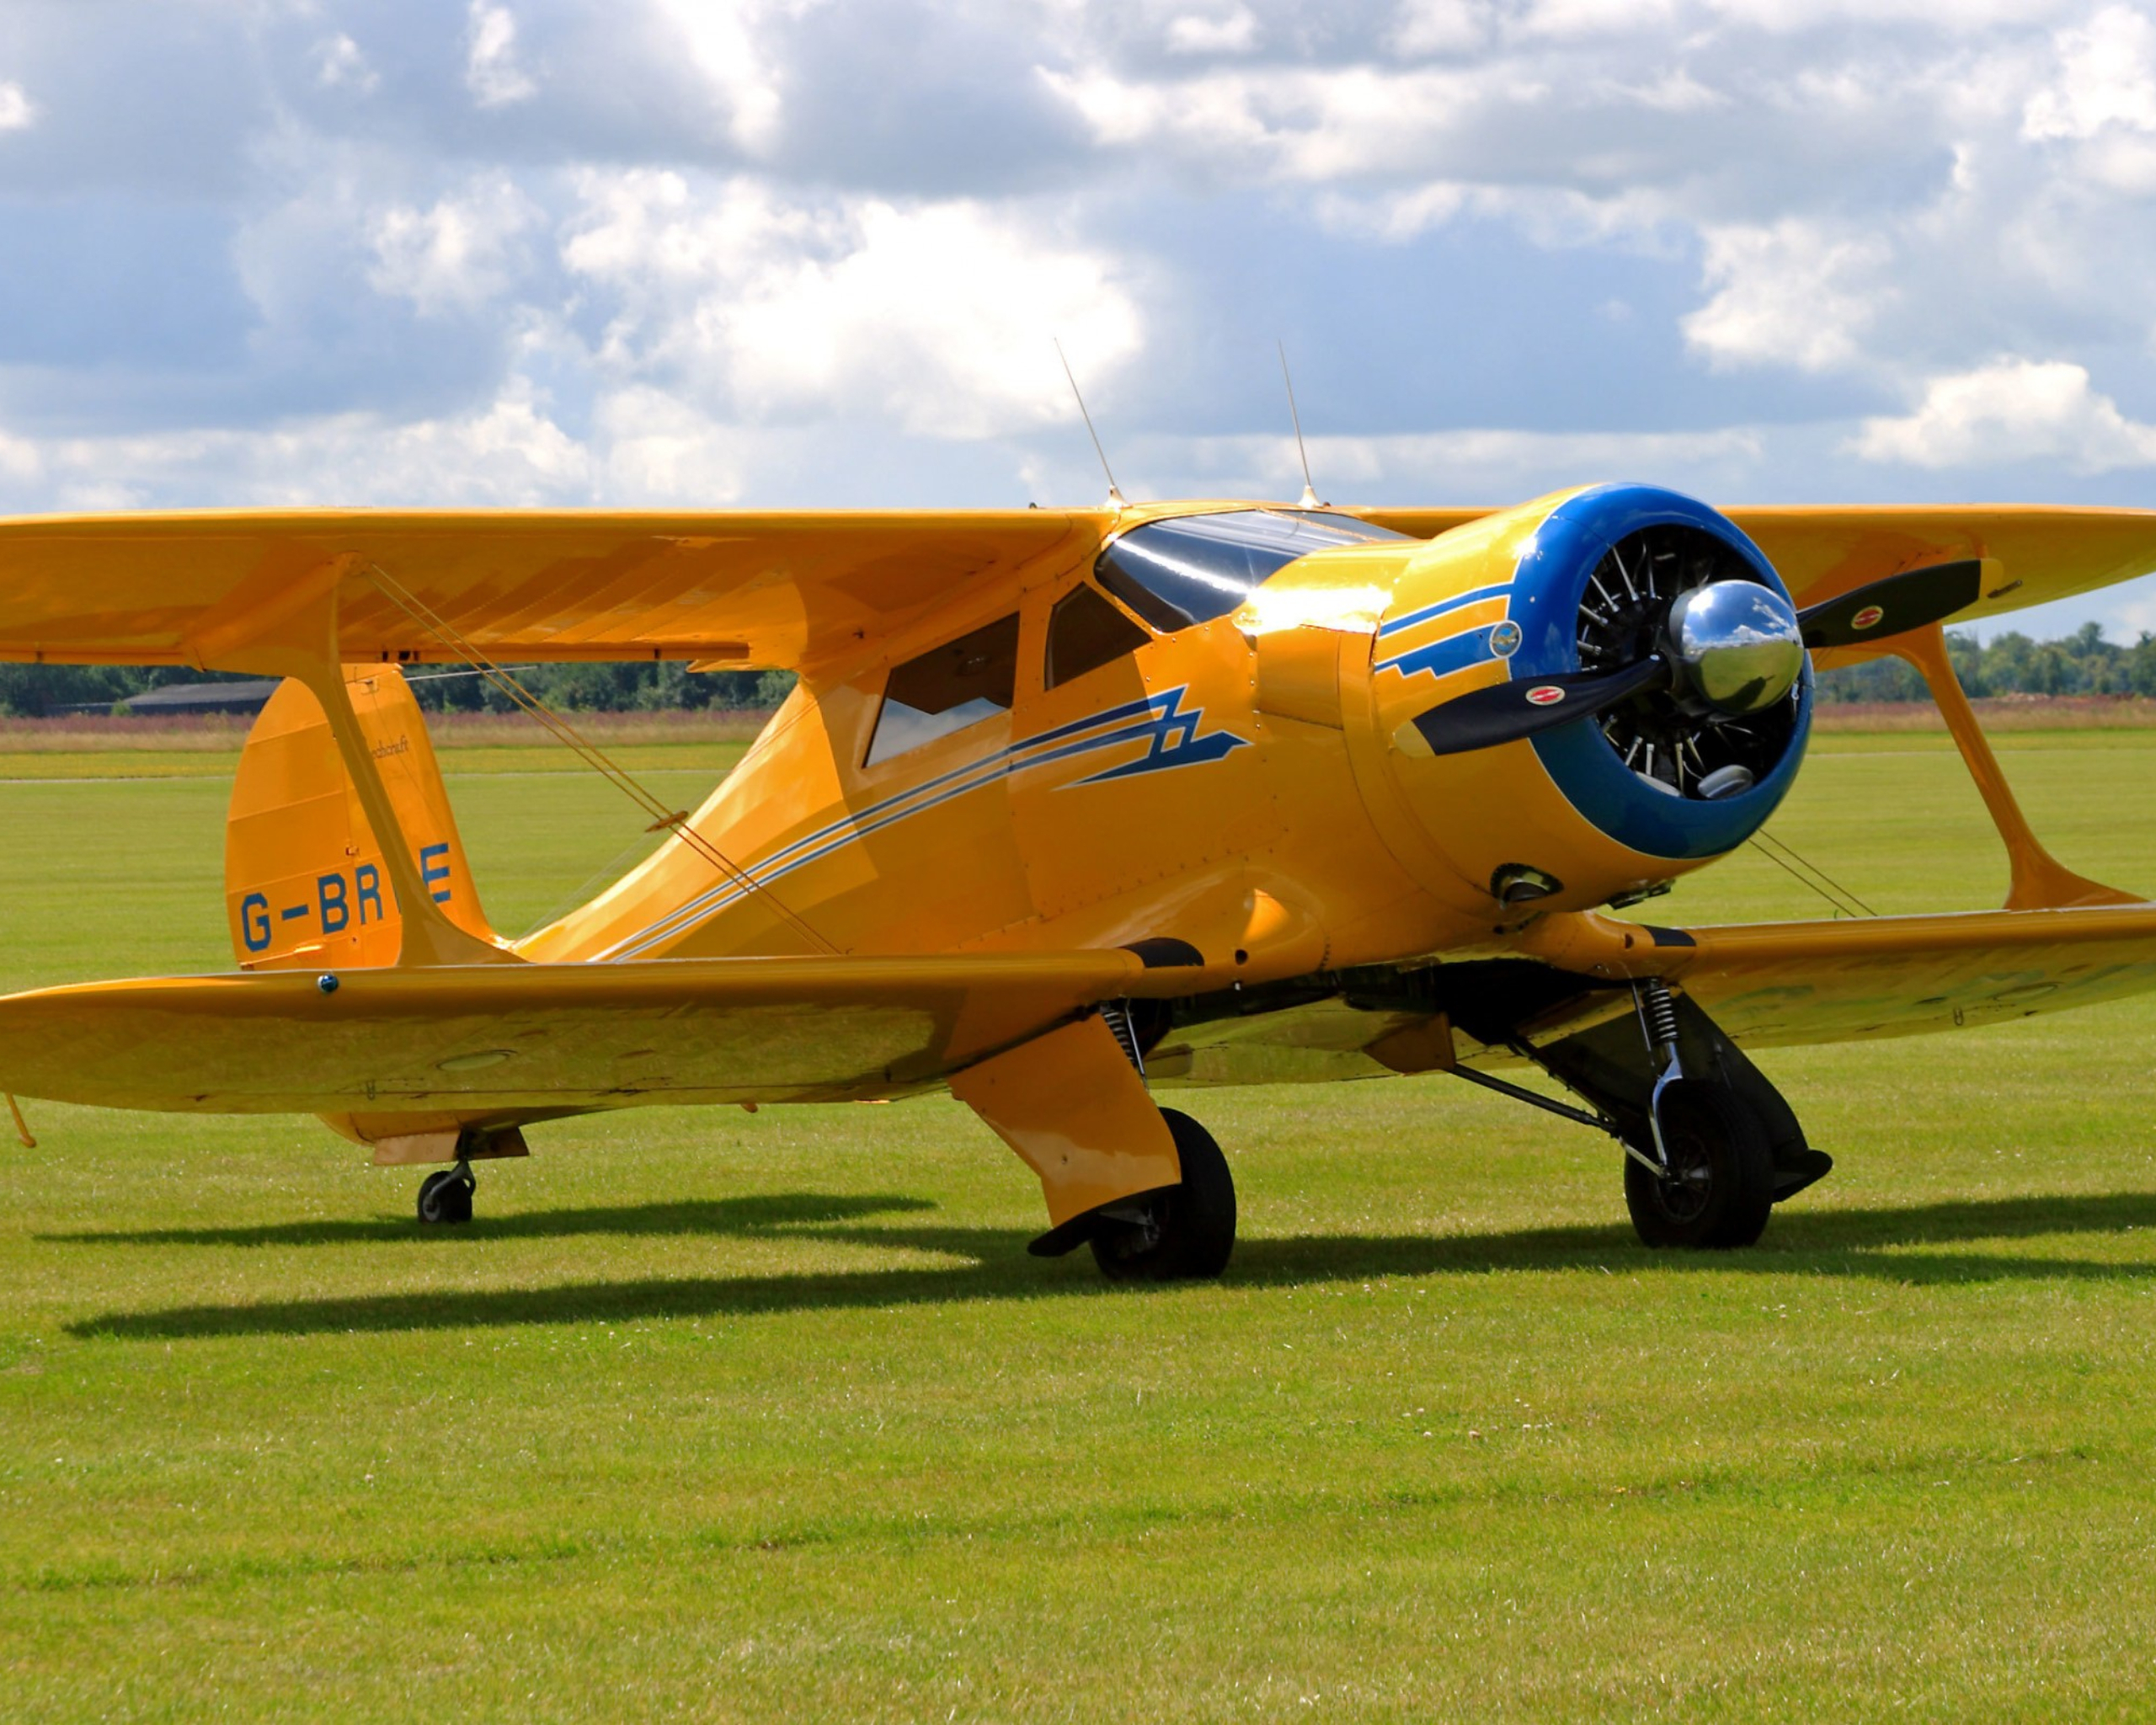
[0,509,1110,674]
[1355,505,2156,628]
[1649,903,2156,1048]
[0,948,1186,1116]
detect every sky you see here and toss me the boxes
[4,0,2156,637]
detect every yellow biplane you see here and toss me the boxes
[3,483,2154,1277]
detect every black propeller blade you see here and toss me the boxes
[1405,656,1670,758]
[1795,558,1984,650]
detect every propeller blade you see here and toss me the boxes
[1401,657,1670,758]
[1796,558,1985,650]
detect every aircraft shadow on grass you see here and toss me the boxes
[51,1188,2156,1341]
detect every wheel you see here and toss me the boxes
[1089,1108,1236,1282]
[1623,1081,1774,1250]
[416,1167,474,1225]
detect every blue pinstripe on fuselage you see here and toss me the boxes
[600,686,1248,959]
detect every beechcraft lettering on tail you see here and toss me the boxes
[3,489,2155,1274]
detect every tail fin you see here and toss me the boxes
[224,666,496,969]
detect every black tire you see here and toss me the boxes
[1089,1109,1236,1282]
[416,1168,474,1225]
[1623,1081,1774,1250]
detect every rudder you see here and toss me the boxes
[224,666,497,969]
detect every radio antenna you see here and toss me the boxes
[1278,339,1323,508]
[1055,339,1126,509]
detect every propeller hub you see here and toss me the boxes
[1667,581,1803,716]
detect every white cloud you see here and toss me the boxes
[1683,221,1891,373]
[465,2,537,109]
[644,0,816,153]
[0,383,590,514]
[1168,425,1766,502]
[1849,359,2156,471]
[1166,8,1259,54]
[314,35,377,94]
[1391,0,1491,56]
[2023,5,2156,141]
[367,179,539,316]
[563,170,1145,438]
[593,387,749,504]
[1521,0,1681,40]
[0,82,35,131]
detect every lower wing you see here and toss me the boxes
[0,950,1186,1116]
[1656,902,2156,1047]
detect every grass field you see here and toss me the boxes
[4,725,2156,1720]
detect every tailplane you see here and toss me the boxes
[224,666,497,969]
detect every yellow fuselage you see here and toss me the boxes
[520,494,1721,985]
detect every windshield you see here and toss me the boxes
[1094,510,1410,633]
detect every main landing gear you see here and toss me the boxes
[416,1160,475,1225]
[1435,965,1833,1252]
[1088,1109,1237,1282]
[1620,1081,1774,1250]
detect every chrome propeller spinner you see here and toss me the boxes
[1665,580,1804,717]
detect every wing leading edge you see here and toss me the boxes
[0,949,1188,1117]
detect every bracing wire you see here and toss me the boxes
[1746,826,1876,919]
[357,563,843,957]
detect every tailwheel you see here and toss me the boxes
[416,1162,476,1225]
[1090,1109,1236,1282]
[1623,1081,1774,1250]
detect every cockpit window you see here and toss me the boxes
[1046,582,1150,690]
[865,613,1019,766]
[1094,509,1411,633]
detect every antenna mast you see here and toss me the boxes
[1055,339,1126,510]
[1278,339,1323,509]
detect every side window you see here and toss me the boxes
[864,613,1019,766]
[1045,583,1150,691]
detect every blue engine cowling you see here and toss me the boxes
[1504,483,1812,862]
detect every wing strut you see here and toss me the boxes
[204,558,509,967]
[1887,625,2137,911]
[356,561,842,957]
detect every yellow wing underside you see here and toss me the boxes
[0,508,1114,673]
[2,502,2151,676]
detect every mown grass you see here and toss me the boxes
[3,734,2155,1720]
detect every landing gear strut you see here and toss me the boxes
[416,1160,475,1225]
[1421,960,1832,1251]
[1088,1108,1236,1282]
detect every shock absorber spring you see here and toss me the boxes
[1636,976,1681,1073]
[1100,1001,1146,1079]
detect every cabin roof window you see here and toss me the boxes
[1094,509,1411,633]
[1046,582,1150,691]
[865,612,1019,766]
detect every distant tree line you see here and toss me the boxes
[4,625,2153,716]
[1814,624,2156,702]
[0,660,796,718]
